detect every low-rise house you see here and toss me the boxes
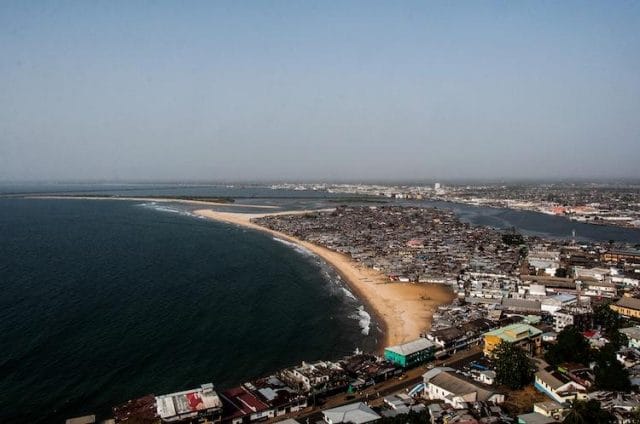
[483,323,543,357]
[221,385,273,424]
[620,326,640,349]
[423,367,504,409]
[245,375,308,418]
[517,412,556,424]
[588,391,640,421]
[156,383,223,423]
[533,400,566,420]
[617,347,640,368]
[470,369,496,386]
[611,296,640,319]
[340,354,397,386]
[384,338,435,368]
[322,402,381,424]
[380,394,426,418]
[279,361,347,395]
[534,362,587,404]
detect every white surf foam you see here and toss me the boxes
[138,202,196,218]
[350,306,371,336]
[341,287,357,301]
[272,237,314,257]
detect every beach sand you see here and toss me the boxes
[194,208,455,351]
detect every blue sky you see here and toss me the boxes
[1,1,639,181]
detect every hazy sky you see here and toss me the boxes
[1,1,639,182]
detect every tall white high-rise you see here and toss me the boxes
[434,182,441,190]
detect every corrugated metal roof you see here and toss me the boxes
[323,402,381,424]
[384,338,435,356]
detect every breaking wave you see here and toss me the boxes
[137,202,203,218]
[341,287,357,301]
[350,306,371,336]
[272,237,314,257]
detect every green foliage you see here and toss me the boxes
[594,343,631,391]
[502,233,524,246]
[554,267,568,278]
[519,245,529,259]
[608,329,629,350]
[493,341,534,389]
[545,326,591,366]
[563,399,615,424]
[594,303,622,337]
[628,407,640,424]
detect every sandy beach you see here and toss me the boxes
[194,208,455,351]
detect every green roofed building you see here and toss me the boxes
[384,338,435,368]
[483,323,542,357]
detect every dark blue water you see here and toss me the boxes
[0,199,376,423]
[3,183,637,243]
[1,184,639,423]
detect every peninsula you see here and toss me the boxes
[194,208,455,348]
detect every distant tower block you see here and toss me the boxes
[434,182,441,190]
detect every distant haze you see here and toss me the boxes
[1,1,639,182]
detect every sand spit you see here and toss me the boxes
[194,208,455,350]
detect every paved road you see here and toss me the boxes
[273,345,483,424]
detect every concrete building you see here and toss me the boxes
[534,362,587,404]
[541,294,576,314]
[423,367,504,409]
[602,249,640,264]
[483,323,543,357]
[611,297,640,319]
[384,338,435,368]
[156,383,222,423]
[553,307,592,332]
[279,361,346,394]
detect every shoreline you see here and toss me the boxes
[194,208,456,352]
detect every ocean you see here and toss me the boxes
[0,197,378,423]
[1,183,638,422]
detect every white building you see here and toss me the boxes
[423,368,504,409]
[534,362,587,404]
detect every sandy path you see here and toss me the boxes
[194,209,455,351]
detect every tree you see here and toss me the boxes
[563,399,615,424]
[555,268,568,278]
[608,329,629,350]
[493,341,534,389]
[629,407,640,424]
[545,326,591,366]
[594,303,622,338]
[594,343,631,391]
